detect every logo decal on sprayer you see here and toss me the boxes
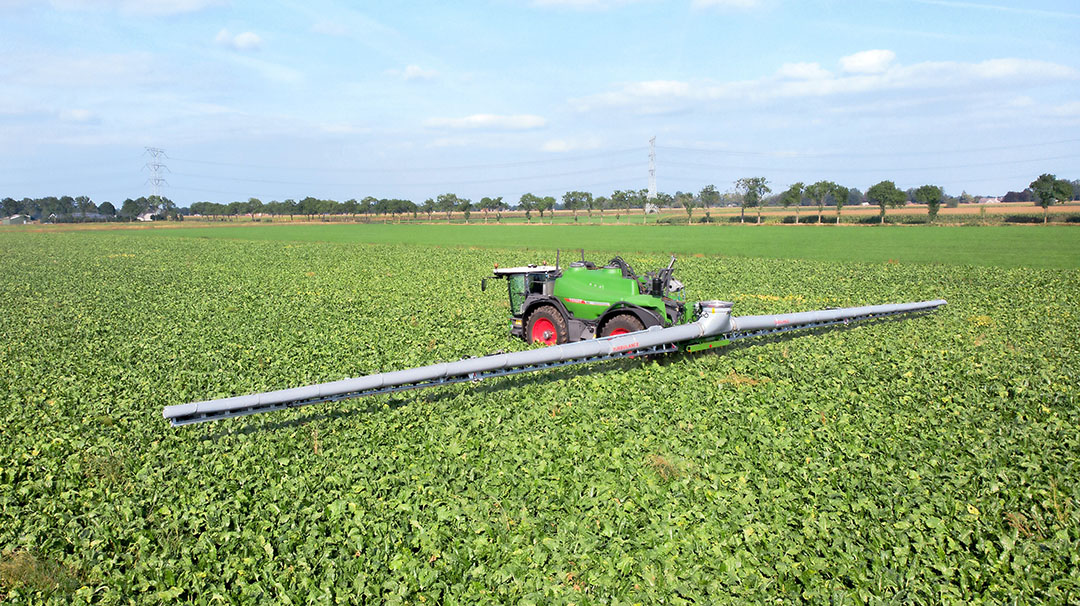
[563,297,609,307]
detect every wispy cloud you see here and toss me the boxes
[425,114,547,130]
[6,51,158,87]
[776,62,831,80]
[1051,101,1080,117]
[215,28,262,51]
[221,53,303,83]
[541,137,605,152]
[45,0,222,16]
[911,0,1080,20]
[386,64,437,81]
[571,52,1077,113]
[58,108,97,123]
[692,0,761,9]
[310,19,348,36]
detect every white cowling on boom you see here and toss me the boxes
[163,299,946,427]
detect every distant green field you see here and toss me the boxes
[144,223,1079,269]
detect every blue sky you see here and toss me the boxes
[1,0,1078,207]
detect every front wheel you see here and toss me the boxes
[526,305,568,345]
[599,314,644,337]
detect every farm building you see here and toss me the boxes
[2,214,29,225]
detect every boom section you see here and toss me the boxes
[164,299,945,427]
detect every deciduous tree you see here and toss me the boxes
[913,185,944,222]
[866,180,906,224]
[735,177,770,224]
[805,181,837,224]
[563,191,592,222]
[678,191,695,223]
[518,193,538,223]
[436,193,461,221]
[833,185,848,224]
[1029,173,1072,223]
[780,183,803,224]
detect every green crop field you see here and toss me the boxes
[1,229,1078,604]
[141,223,1080,269]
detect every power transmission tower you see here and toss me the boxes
[143,147,169,203]
[647,136,656,199]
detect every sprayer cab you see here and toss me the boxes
[486,253,687,345]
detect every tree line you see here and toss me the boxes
[1,195,180,222]
[5,175,1077,224]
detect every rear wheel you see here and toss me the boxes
[526,305,568,345]
[600,314,644,337]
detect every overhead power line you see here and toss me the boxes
[170,162,643,189]
[661,153,1080,175]
[658,137,1080,159]
[167,147,644,173]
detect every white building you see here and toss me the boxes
[136,208,161,222]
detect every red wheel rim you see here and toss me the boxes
[531,318,557,345]
[608,328,630,336]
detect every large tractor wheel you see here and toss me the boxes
[600,314,645,337]
[526,305,568,345]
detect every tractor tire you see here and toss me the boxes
[526,305,568,346]
[600,314,645,337]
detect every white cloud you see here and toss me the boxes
[776,62,831,80]
[59,108,96,122]
[541,137,605,152]
[627,80,692,96]
[425,114,547,130]
[215,29,262,51]
[840,49,896,74]
[386,64,437,81]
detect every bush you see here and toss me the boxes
[1063,214,1080,223]
[657,217,688,225]
[898,216,929,225]
[1003,214,1042,224]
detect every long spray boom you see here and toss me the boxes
[163,299,945,427]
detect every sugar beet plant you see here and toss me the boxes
[0,230,1077,604]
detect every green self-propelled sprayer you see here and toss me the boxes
[163,253,946,426]
[486,252,687,345]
